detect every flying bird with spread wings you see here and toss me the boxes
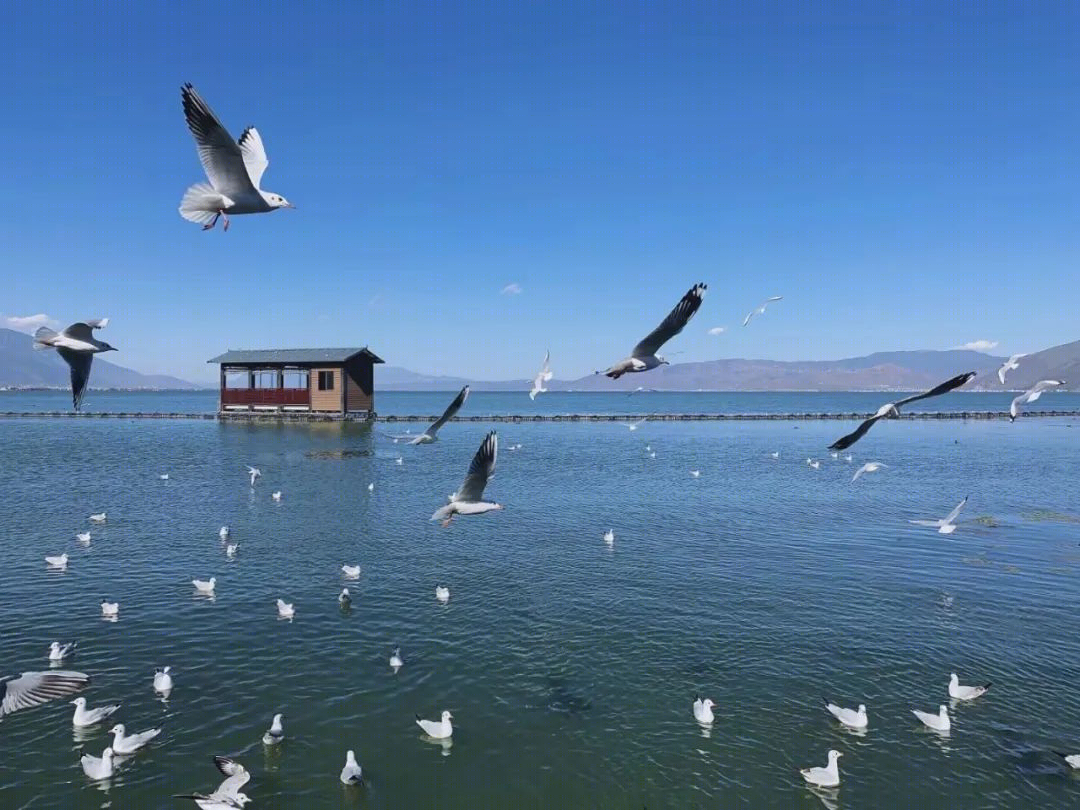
[600,283,706,379]
[530,352,553,400]
[431,431,501,526]
[742,296,782,327]
[33,320,115,411]
[398,386,470,444]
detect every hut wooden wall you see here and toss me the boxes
[310,367,342,412]
[344,358,374,412]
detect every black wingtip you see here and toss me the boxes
[415,713,422,722]
[822,697,830,706]
[1054,751,1071,759]
[983,682,992,690]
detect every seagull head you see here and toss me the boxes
[110,724,124,735]
[98,342,117,352]
[264,192,295,209]
[828,749,843,761]
[442,711,453,721]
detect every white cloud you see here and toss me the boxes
[500,283,523,296]
[954,340,999,352]
[4,313,57,333]
[707,326,726,335]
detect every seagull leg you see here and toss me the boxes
[202,212,220,231]
[222,211,231,232]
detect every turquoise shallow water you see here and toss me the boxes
[2,405,1080,809]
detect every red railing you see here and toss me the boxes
[221,388,310,407]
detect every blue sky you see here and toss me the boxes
[1,2,1076,383]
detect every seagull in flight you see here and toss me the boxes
[828,372,977,450]
[32,320,115,411]
[175,756,252,808]
[529,352,554,400]
[396,386,469,444]
[179,84,293,231]
[851,461,887,483]
[245,466,261,487]
[0,670,89,719]
[909,496,967,534]
[997,353,1027,385]
[620,418,648,431]
[601,283,706,379]
[431,431,501,527]
[742,296,782,327]
[1010,379,1065,421]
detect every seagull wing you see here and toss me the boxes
[61,322,97,341]
[57,348,94,411]
[212,757,250,800]
[182,84,258,198]
[909,519,944,527]
[828,414,883,450]
[893,371,976,408]
[237,127,269,189]
[455,431,497,502]
[631,283,707,357]
[416,717,443,736]
[943,496,968,525]
[0,670,90,717]
[426,386,469,437]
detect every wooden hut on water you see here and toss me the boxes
[208,348,383,416]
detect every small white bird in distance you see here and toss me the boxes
[416,710,453,739]
[89,513,107,523]
[693,696,715,725]
[823,698,868,730]
[431,431,502,527]
[690,470,701,478]
[806,458,820,469]
[263,713,284,745]
[340,750,363,784]
[367,482,374,492]
[72,696,120,727]
[76,531,91,545]
[32,320,116,411]
[851,461,887,483]
[800,749,842,788]
[913,704,951,732]
[272,491,282,501]
[770,451,779,459]
[192,577,216,594]
[179,83,294,231]
[101,601,119,618]
[45,553,68,569]
[948,673,991,701]
[830,451,839,459]
[604,529,615,545]
[648,451,656,459]
[154,666,173,694]
[0,670,90,719]
[245,466,261,487]
[620,418,647,431]
[219,526,230,540]
[395,457,404,466]
[435,585,450,603]
[49,641,76,662]
[909,496,968,534]
[174,755,252,808]
[80,747,114,780]
[844,454,853,463]
[342,564,361,579]
[226,543,238,558]
[601,283,707,378]
[339,587,351,606]
[742,296,782,327]
[530,351,554,400]
[276,599,295,619]
[159,473,170,480]
[997,353,1027,385]
[110,723,162,754]
[390,647,404,670]
[1010,379,1066,421]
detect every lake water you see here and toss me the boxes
[2,402,1079,808]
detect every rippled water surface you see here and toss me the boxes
[2,413,1080,809]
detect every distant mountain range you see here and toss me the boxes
[0,328,200,390]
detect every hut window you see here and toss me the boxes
[317,371,335,391]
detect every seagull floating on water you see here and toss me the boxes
[367,482,374,492]
[45,553,68,569]
[72,696,120,727]
[219,526,230,540]
[801,750,842,788]
[226,543,238,558]
[824,698,867,730]
[1010,379,1066,421]
[530,353,553,400]
[997,353,1027,385]
[76,531,91,545]
[693,696,715,725]
[80,746,114,780]
[159,473,170,480]
[806,458,820,469]
[742,295,782,327]
[263,713,285,745]
[276,599,295,619]
[174,755,252,808]
[913,704,951,732]
[192,577,216,594]
[416,710,453,739]
[154,666,173,694]
[435,585,450,603]
[390,647,403,670]
[948,673,991,701]
[770,451,780,459]
[909,496,968,534]
[432,431,502,527]
[851,461,887,483]
[180,83,294,231]
[101,601,119,618]
[601,283,706,378]
[89,513,107,523]
[342,564,361,579]
[245,466,261,487]
[49,642,76,662]
[338,587,351,606]
[110,723,162,754]
[33,320,115,410]
[340,750,363,784]
[0,670,89,719]
[690,470,701,478]
[829,372,977,450]
[272,491,282,501]
[604,529,615,545]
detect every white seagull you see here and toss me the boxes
[340,750,363,785]
[271,491,282,501]
[76,531,91,545]
[390,647,404,670]
[245,466,261,487]
[742,295,782,327]
[367,482,374,492]
[338,587,351,606]
[101,601,119,618]
[219,526,230,540]
[603,529,615,545]
[800,749,842,788]
[601,283,706,378]
[431,431,502,527]
[435,585,450,603]
[824,698,868,730]
[997,353,1027,385]
[1010,379,1066,421]
[226,543,238,558]
[80,747,114,781]
[620,418,648,431]
[49,642,76,662]
[851,461,887,483]
[72,696,120,727]
[690,470,701,478]
[276,599,295,619]
[948,673,991,701]
[175,756,252,808]
[110,723,162,754]
[913,704,951,732]
[159,473,170,480]
[416,710,453,739]
[32,320,115,410]
[770,451,780,459]
[263,713,284,745]
[179,83,293,231]
[1055,751,1080,769]
[692,696,715,725]
[909,496,968,535]
[341,564,361,579]
[0,670,89,719]
[530,353,553,400]
[89,513,107,523]
[45,553,68,569]
[806,458,820,469]
[154,666,173,694]
[192,577,216,594]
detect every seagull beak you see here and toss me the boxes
[286,203,296,209]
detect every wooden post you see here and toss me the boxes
[219,365,225,412]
